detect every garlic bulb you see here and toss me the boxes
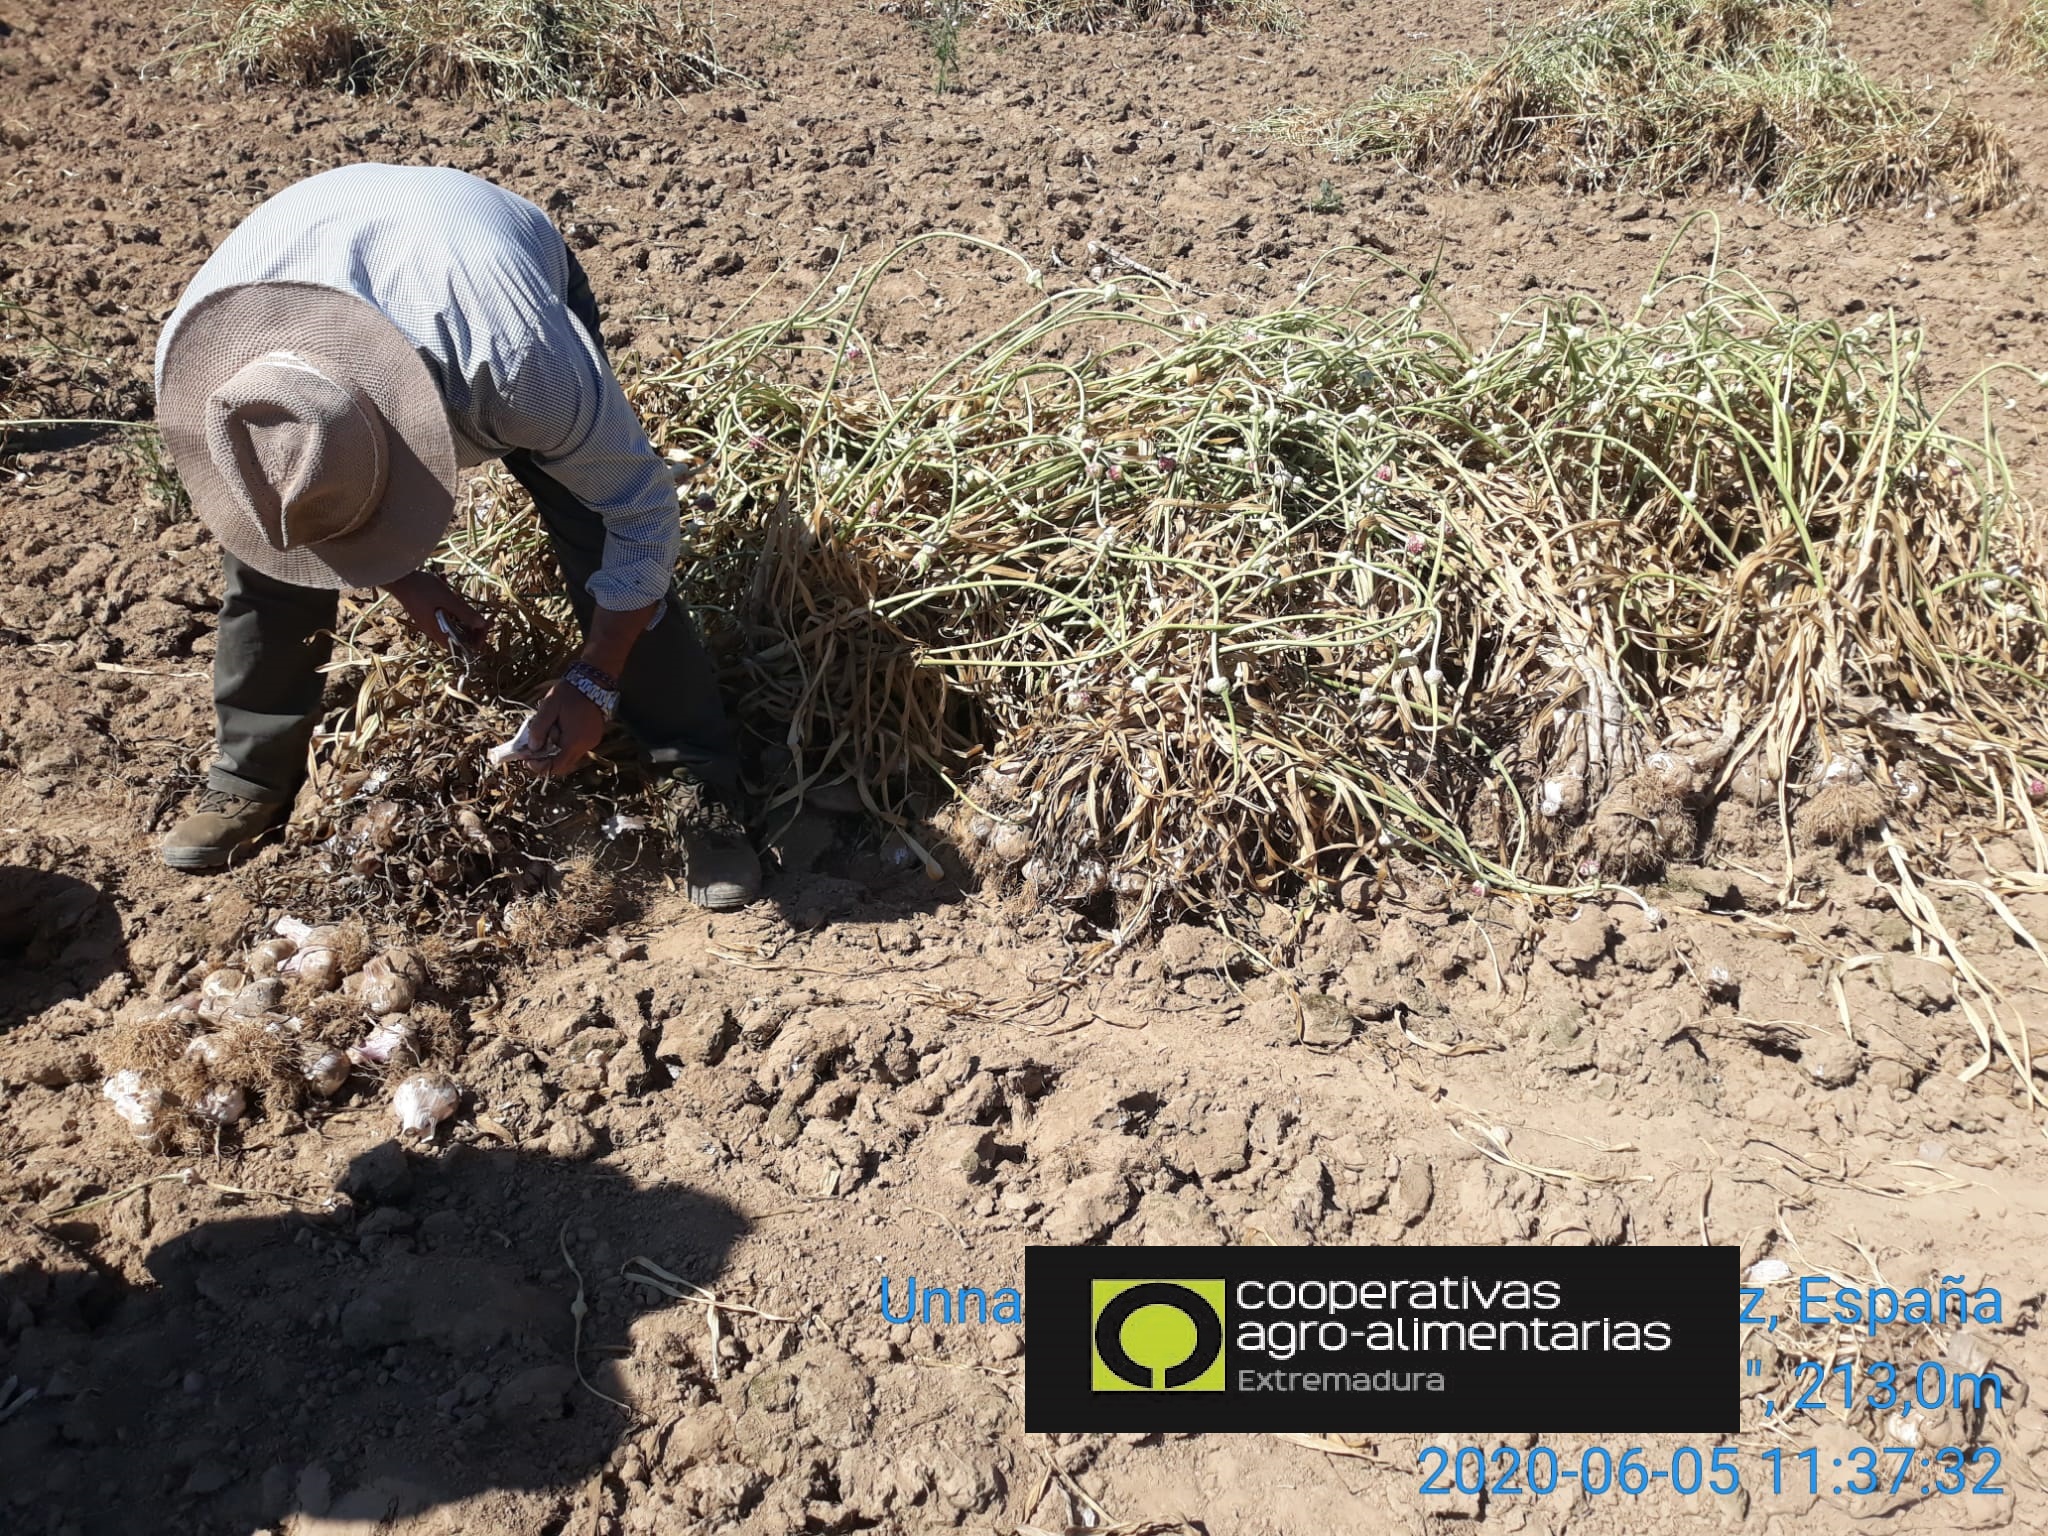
[361,799,404,851]
[245,936,297,977]
[226,976,285,1017]
[358,954,416,1016]
[195,1084,247,1126]
[198,968,248,1019]
[304,1048,351,1098]
[392,1073,460,1138]
[348,1018,416,1068]
[185,1034,226,1067]
[376,948,428,986]
[103,1070,167,1142]
[282,925,350,991]
[990,824,1032,863]
[274,915,315,946]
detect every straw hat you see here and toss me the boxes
[158,282,458,589]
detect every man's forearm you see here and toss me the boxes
[580,602,659,679]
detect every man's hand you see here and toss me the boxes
[522,677,609,778]
[381,570,490,651]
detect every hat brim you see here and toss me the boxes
[159,282,458,590]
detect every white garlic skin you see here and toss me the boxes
[198,968,248,1019]
[392,1073,460,1138]
[226,976,285,1017]
[282,925,350,991]
[359,955,416,1016]
[349,1019,416,1069]
[201,968,247,1000]
[195,1085,247,1126]
[245,937,297,977]
[305,1048,351,1098]
[103,1070,166,1139]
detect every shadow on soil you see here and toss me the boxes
[0,1143,747,1535]
[0,867,127,1031]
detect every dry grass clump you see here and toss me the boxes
[1254,0,2018,218]
[302,239,2046,936]
[298,237,2048,1091]
[179,0,726,102]
[1988,0,2048,71]
[981,0,1295,31]
[607,236,2042,924]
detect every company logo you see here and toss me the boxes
[1091,1280,1226,1392]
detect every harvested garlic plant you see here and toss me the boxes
[378,947,428,985]
[392,1073,460,1138]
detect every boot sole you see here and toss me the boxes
[161,824,283,873]
[687,883,759,912]
[162,845,238,873]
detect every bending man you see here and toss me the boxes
[152,162,758,908]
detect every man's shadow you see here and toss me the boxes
[1,1142,746,1534]
[0,865,127,1030]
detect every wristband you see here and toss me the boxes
[564,661,620,718]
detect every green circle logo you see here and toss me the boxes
[1091,1280,1226,1392]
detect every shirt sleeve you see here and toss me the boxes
[488,308,680,612]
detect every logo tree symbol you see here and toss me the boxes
[1091,1281,1226,1392]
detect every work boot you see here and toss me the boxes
[161,789,289,872]
[668,776,762,910]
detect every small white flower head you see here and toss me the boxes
[1205,674,1229,695]
[1422,667,1444,686]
